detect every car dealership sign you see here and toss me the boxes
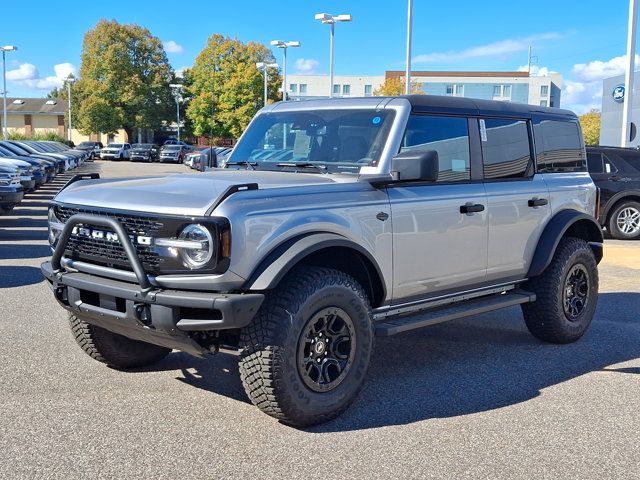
[613,84,626,102]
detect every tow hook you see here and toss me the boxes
[133,303,152,326]
[54,285,68,304]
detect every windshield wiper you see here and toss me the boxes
[276,162,328,174]
[225,161,257,170]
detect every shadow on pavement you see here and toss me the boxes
[127,291,640,431]
[0,229,48,241]
[0,265,44,288]
[0,244,52,260]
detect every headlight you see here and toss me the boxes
[177,224,215,269]
[48,207,64,246]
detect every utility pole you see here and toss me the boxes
[528,46,532,73]
[405,0,413,94]
[66,74,75,142]
[622,0,638,147]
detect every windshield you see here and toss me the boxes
[163,145,180,151]
[229,109,395,173]
[79,142,94,147]
[132,144,153,149]
[107,143,123,148]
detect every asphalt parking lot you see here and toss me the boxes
[1,160,639,479]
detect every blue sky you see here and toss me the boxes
[2,0,637,113]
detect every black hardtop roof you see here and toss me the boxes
[400,94,577,119]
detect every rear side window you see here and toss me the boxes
[401,115,470,182]
[586,152,603,173]
[534,119,586,172]
[613,152,640,174]
[480,118,532,179]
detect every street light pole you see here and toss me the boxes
[1,45,18,140]
[315,13,352,98]
[271,40,301,101]
[66,74,75,142]
[622,0,638,147]
[405,0,413,95]
[256,62,279,107]
[169,83,182,142]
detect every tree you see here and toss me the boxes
[186,34,281,139]
[73,20,174,140]
[579,109,601,146]
[374,77,423,96]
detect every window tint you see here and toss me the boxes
[586,152,603,173]
[480,118,532,179]
[534,119,586,172]
[401,115,470,182]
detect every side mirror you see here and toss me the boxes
[391,149,439,182]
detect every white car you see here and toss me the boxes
[100,143,131,160]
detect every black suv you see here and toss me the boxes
[587,146,640,239]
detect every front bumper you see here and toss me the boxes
[101,153,120,159]
[159,155,178,162]
[21,178,36,191]
[41,212,263,356]
[130,154,151,161]
[42,261,264,356]
[0,188,24,205]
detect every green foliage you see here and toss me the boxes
[74,20,174,138]
[374,77,423,96]
[186,34,281,139]
[579,109,601,146]
[7,130,66,142]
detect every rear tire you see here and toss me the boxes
[608,200,640,240]
[70,314,171,369]
[239,267,374,427]
[522,237,598,344]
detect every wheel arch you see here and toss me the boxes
[602,192,640,224]
[528,209,603,278]
[243,233,387,308]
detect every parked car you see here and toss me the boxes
[0,168,24,214]
[0,158,36,192]
[184,148,207,169]
[129,144,159,162]
[0,144,52,186]
[159,144,189,163]
[0,141,67,174]
[587,146,640,239]
[43,95,602,427]
[76,141,104,159]
[163,139,191,148]
[100,143,131,160]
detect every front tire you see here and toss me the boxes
[70,314,171,369]
[608,200,640,240]
[239,267,374,427]
[522,237,598,344]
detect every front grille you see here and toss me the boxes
[56,206,164,271]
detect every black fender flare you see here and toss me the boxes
[527,209,604,278]
[243,232,387,299]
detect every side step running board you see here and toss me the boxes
[375,290,536,337]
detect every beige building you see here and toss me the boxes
[1,97,128,144]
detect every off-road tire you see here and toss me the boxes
[69,314,171,369]
[239,266,374,427]
[522,237,598,344]
[608,200,640,240]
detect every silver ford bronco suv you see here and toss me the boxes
[42,96,603,427]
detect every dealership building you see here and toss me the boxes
[287,71,562,107]
[600,72,640,147]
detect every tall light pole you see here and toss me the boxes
[66,73,76,142]
[270,40,301,101]
[622,0,638,147]
[1,45,18,140]
[256,62,278,107]
[405,0,413,95]
[169,83,182,142]
[315,13,352,98]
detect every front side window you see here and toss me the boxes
[480,118,532,179]
[229,109,395,173]
[586,152,603,173]
[400,115,471,182]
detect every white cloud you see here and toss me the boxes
[6,62,77,90]
[294,58,320,74]
[517,64,557,77]
[561,54,640,114]
[163,40,184,54]
[413,32,562,63]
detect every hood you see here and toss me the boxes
[54,170,358,216]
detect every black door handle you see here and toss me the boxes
[528,198,548,207]
[460,203,485,214]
